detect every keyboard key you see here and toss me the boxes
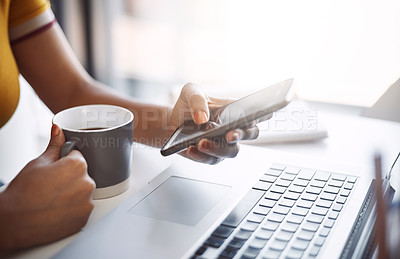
[287,214,304,224]
[227,237,246,249]
[292,207,309,217]
[253,206,271,216]
[341,190,351,197]
[222,189,265,228]
[328,179,344,188]
[262,249,281,259]
[281,222,299,232]
[286,248,304,259]
[276,230,293,242]
[314,236,325,247]
[253,181,272,191]
[242,247,261,259]
[293,179,309,187]
[312,207,328,216]
[269,239,288,251]
[281,173,296,181]
[297,230,314,241]
[268,213,286,223]
[205,236,225,248]
[247,213,265,223]
[256,228,274,240]
[298,169,315,180]
[241,221,260,232]
[284,166,301,175]
[324,219,335,228]
[279,199,295,208]
[319,192,336,201]
[270,185,286,194]
[260,199,276,208]
[307,214,324,224]
[332,203,343,212]
[309,246,321,257]
[328,211,339,220]
[324,186,340,194]
[301,193,318,201]
[314,171,331,182]
[297,200,313,209]
[212,225,235,238]
[270,163,286,171]
[249,237,268,249]
[344,182,354,190]
[302,221,320,232]
[273,205,290,215]
[310,180,325,188]
[263,221,280,231]
[265,192,281,201]
[347,176,357,183]
[291,239,310,250]
[247,213,265,224]
[284,192,300,200]
[235,230,253,240]
[275,179,291,187]
[219,246,238,258]
[260,174,277,183]
[288,185,305,194]
[331,174,346,181]
[195,245,207,256]
[316,199,332,208]
[336,196,347,204]
[319,227,330,237]
[266,169,282,177]
[306,186,322,195]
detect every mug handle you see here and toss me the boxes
[60,137,82,158]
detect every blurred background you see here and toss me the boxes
[51,0,400,106]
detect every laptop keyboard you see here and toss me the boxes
[191,164,358,259]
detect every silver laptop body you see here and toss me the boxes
[54,145,377,259]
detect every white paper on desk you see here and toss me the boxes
[245,100,328,144]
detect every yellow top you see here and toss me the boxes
[0,0,51,128]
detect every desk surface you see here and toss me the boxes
[6,102,400,259]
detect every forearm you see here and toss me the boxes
[69,79,174,147]
[11,24,174,147]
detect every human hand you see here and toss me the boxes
[0,125,95,252]
[168,83,260,165]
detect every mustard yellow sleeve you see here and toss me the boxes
[9,0,50,28]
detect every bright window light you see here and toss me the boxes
[112,0,400,106]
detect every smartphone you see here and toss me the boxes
[160,78,295,156]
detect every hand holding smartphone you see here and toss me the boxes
[161,78,295,156]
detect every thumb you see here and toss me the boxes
[182,83,209,124]
[42,124,66,161]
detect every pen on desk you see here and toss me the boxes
[374,153,388,259]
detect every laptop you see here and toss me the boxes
[54,146,399,259]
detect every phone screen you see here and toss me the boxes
[161,78,294,156]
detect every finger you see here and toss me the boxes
[41,124,66,162]
[181,146,224,165]
[181,83,209,124]
[226,126,259,143]
[207,96,235,109]
[197,139,240,158]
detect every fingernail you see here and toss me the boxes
[200,139,212,151]
[195,111,208,124]
[51,124,60,137]
[230,131,240,143]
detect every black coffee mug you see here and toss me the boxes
[53,105,134,199]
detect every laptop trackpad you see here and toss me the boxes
[128,176,230,226]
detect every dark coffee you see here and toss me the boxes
[79,127,108,130]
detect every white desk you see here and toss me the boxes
[6,102,400,259]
